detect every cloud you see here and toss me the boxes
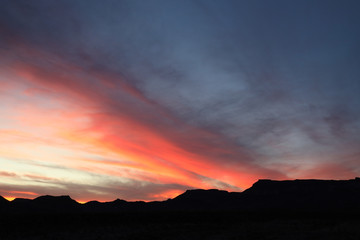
[0,33,287,187]
[0,177,191,202]
[0,0,359,201]
[23,174,57,182]
[0,171,17,177]
[301,162,358,180]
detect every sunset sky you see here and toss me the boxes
[0,0,360,202]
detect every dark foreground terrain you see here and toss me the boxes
[1,211,360,240]
[1,178,360,239]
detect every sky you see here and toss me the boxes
[0,0,360,202]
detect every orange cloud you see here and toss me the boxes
[0,40,287,201]
[2,190,38,201]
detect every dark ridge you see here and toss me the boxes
[11,197,31,203]
[243,178,360,195]
[10,198,32,210]
[0,196,9,210]
[240,178,360,211]
[11,198,32,205]
[173,189,230,200]
[7,195,80,214]
[83,198,130,213]
[0,195,8,203]
[167,189,234,210]
[33,195,78,205]
[1,178,360,213]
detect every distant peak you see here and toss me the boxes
[112,198,126,203]
[33,195,78,205]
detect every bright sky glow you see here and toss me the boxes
[0,0,359,201]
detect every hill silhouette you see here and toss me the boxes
[240,178,360,211]
[0,195,8,211]
[2,179,360,240]
[2,178,360,213]
[0,195,8,203]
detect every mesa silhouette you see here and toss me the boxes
[2,178,360,214]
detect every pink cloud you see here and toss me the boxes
[0,171,17,177]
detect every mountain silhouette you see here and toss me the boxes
[2,178,360,214]
[0,195,8,203]
[165,189,241,210]
[7,195,80,214]
[0,196,8,211]
[239,178,360,210]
